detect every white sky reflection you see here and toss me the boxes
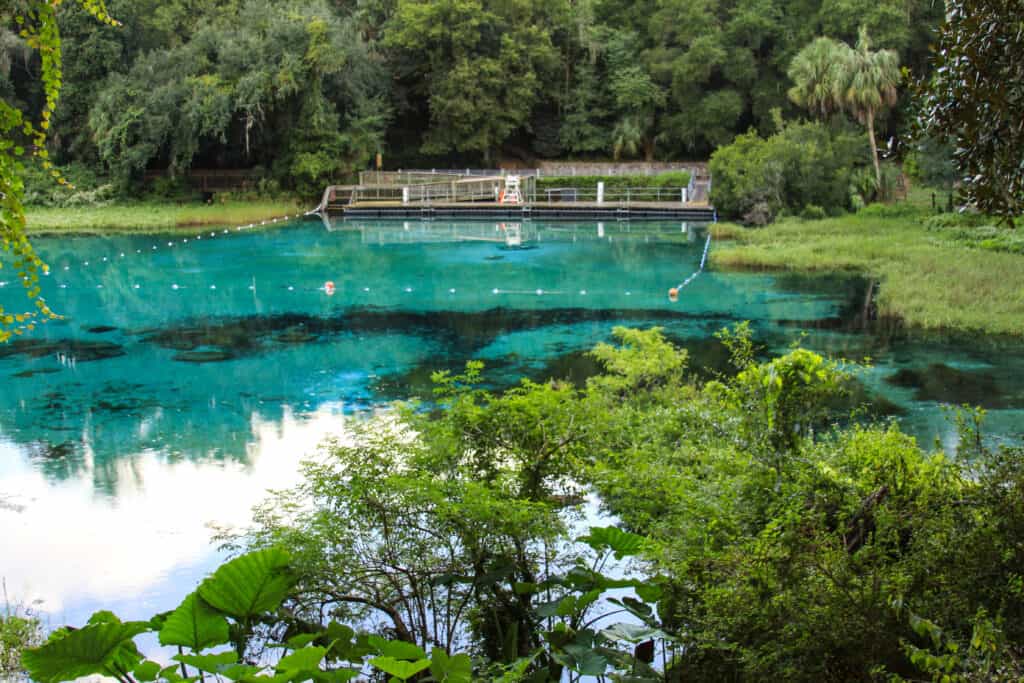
[0,403,357,625]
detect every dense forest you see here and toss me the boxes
[1,0,944,194]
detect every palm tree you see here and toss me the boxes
[612,116,643,161]
[843,26,901,187]
[788,27,902,187]
[787,37,849,119]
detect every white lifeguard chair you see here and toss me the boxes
[501,223,523,247]
[500,175,523,204]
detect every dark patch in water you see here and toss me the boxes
[0,339,125,362]
[138,307,738,362]
[12,367,61,378]
[484,255,505,261]
[531,350,605,388]
[885,364,1011,408]
[85,325,118,334]
[37,441,75,459]
[173,349,237,363]
[274,326,319,344]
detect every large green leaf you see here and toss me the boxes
[198,548,296,620]
[429,649,472,683]
[133,660,162,682]
[159,591,230,650]
[21,621,150,683]
[369,656,431,680]
[277,646,326,671]
[598,623,668,644]
[367,636,425,661]
[578,526,649,559]
[562,643,610,676]
[173,651,238,673]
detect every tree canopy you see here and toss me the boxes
[0,0,944,193]
[918,0,1024,225]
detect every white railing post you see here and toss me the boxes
[402,187,409,205]
[597,181,604,204]
[681,188,687,204]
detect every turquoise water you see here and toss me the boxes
[1,218,1022,631]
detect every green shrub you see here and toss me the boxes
[536,170,691,192]
[800,204,827,220]
[21,162,116,208]
[857,201,926,219]
[709,122,866,224]
[1,609,43,680]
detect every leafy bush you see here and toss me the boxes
[857,201,926,219]
[709,122,866,224]
[536,170,691,192]
[21,163,115,208]
[1,603,43,680]
[800,204,827,220]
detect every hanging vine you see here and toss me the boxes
[0,0,118,342]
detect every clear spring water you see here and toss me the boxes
[1,217,1022,631]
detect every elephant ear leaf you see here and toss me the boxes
[159,591,230,650]
[198,547,295,620]
[22,621,150,683]
[578,526,650,559]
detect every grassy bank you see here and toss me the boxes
[25,200,307,235]
[711,204,1024,336]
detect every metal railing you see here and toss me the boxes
[320,181,707,210]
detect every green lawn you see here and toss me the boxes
[25,200,307,235]
[711,203,1024,336]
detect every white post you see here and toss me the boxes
[597,181,605,205]
[402,187,409,205]
[598,222,605,238]
[681,188,687,204]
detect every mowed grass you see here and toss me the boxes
[711,206,1024,336]
[25,200,307,235]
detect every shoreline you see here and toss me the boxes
[710,209,1024,338]
[24,200,309,236]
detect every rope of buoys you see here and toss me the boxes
[668,232,712,301]
[5,211,314,336]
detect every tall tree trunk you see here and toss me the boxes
[867,110,881,190]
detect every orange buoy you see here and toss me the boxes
[668,287,679,301]
[324,281,336,296]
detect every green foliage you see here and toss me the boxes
[582,327,1024,681]
[20,327,1024,681]
[788,28,902,186]
[197,547,295,621]
[21,617,148,683]
[83,0,387,193]
[709,121,866,223]
[157,592,229,651]
[536,171,691,193]
[1,0,117,342]
[1,598,43,680]
[918,0,1024,225]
